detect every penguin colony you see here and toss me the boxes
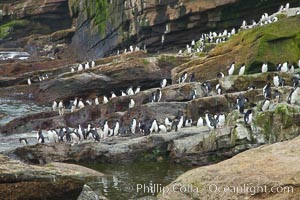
[22,4,300,146]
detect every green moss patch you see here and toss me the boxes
[0,20,30,39]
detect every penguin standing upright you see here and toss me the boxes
[52,101,57,111]
[95,96,100,105]
[228,62,235,76]
[263,83,272,98]
[288,87,300,104]
[113,121,120,136]
[160,78,167,88]
[58,100,64,116]
[155,89,162,102]
[238,63,245,75]
[129,98,135,108]
[197,116,204,127]
[27,78,31,85]
[179,72,188,83]
[19,138,28,145]
[130,118,137,134]
[273,74,285,87]
[37,129,45,144]
[261,62,268,73]
[244,109,253,124]
[201,81,212,97]
[262,98,271,111]
[204,111,217,130]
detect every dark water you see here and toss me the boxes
[83,162,193,200]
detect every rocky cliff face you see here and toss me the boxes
[69,0,300,60]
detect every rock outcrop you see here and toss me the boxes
[0,154,104,199]
[69,0,300,59]
[158,136,300,200]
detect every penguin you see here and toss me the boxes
[261,62,268,73]
[37,129,45,144]
[58,100,64,116]
[263,82,272,98]
[89,129,100,142]
[217,72,225,79]
[112,121,120,136]
[216,84,222,95]
[121,90,127,96]
[150,119,159,133]
[103,120,110,137]
[244,109,253,124]
[155,89,162,102]
[291,77,300,87]
[27,78,31,85]
[52,101,57,111]
[201,81,212,97]
[134,86,141,94]
[126,86,134,96]
[91,60,96,68]
[78,99,85,109]
[47,129,56,143]
[150,92,156,103]
[190,73,196,82]
[190,88,197,100]
[85,62,90,70]
[217,112,226,128]
[281,61,288,72]
[103,96,109,104]
[19,138,28,145]
[180,72,188,83]
[273,89,281,104]
[288,65,295,73]
[276,63,282,71]
[129,98,135,108]
[78,64,83,71]
[164,117,173,131]
[175,115,184,131]
[73,97,78,108]
[238,63,245,75]
[184,118,193,127]
[158,124,167,133]
[204,111,217,130]
[95,96,100,105]
[86,99,92,106]
[77,124,84,140]
[228,62,235,76]
[130,118,137,134]
[247,84,256,90]
[71,67,75,72]
[288,87,300,104]
[285,2,289,10]
[236,94,248,114]
[296,10,300,15]
[261,98,271,111]
[273,74,285,87]
[160,78,167,88]
[197,116,204,127]
[110,92,117,99]
[70,132,80,145]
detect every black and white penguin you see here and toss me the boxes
[78,64,83,71]
[110,92,117,99]
[86,99,92,106]
[77,124,85,140]
[129,98,135,108]
[174,114,184,131]
[52,101,57,111]
[70,132,80,145]
[58,100,64,116]
[91,60,96,68]
[236,94,248,114]
[47,129,58,143]
[238,63,245,75]
[273,89,281,104]
[201,81,212,97]
[190,89,197,100]
[27,78,31,85]
[121,90,127,96]
[103,96,109,104]
[95,96,100,105]
[244,109,253,124]
[288,87,300,104]
[184,117,193,127]
[150,119,159,133]
[189,73,196,82]
[134,86,141,94]
[276,63,282,71]
[160,78,167,88]
[88,129,100,142]
[281,61,288,72]
[261,62,268,73]
[273,73,285,87]
[155,89,162,102]
[179,72,188,83]
[296,10,300,15]
[216,84,222,95]
[217,72,225,79]
[78,98,85,109]
[150,92,156,103]
[112,121,120,136]
[197,116,204,127]
[204,111,217,130]
[217,112,226,128]
[130,118,137,134]
[247,84,256,90]
[19,138,28,145]
[158,124,167,133]
[288,65,295,73]
[85,62,90,70]
[263,82,272,98]
[164,117,173,131]
[291,77,300,87]
[261,98,271,111]
[37,129,45,144]
[103,120,110,137]
[228,62,235,76]
[126,86,134,96]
